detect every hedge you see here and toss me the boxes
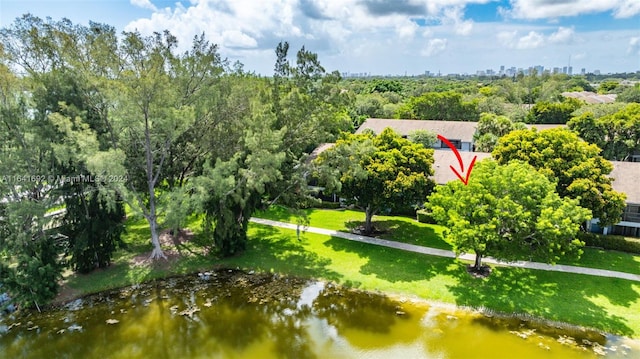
[416,209,437,224]
[578,231,640,254]
[312,200,342,209]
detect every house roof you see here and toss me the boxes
[562,91,617,104]
[432,150,492,184]
[356,118,478,143]
[356,118,568,144]
[610,161,640,204]
[308,142,638,205]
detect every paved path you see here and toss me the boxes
[250,218,640,282]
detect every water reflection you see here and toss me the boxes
[0,270,638,359]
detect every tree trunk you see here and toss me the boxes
[473,252,483,271]
[148,214,166,260]
[144,111,166,260]
[364,205,374,234]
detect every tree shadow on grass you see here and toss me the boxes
[344,219,451,250]
[446,265,639,337]
[223,224,342,282]
[322,235,450,283]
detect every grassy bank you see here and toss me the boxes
[60,209,640,338]
[255,206,640,275]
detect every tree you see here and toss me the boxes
[473,113,525,152]
[617,84,640,103]
[427,160,590,272]
[0,62,61,309]
[568,103,640,161]
[316,128,435,234]
[395,91,479,121]
[598,81,619,94]
[525,98,582,124]
[408,129,437,148]
[492,128,626,226]
[1,16,128,274]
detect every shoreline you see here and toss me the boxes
[41,266,637,343]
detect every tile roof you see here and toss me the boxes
[355,118,478,143]
[562,91,617,104]
[432,150,492,184]
[610,161,640,204]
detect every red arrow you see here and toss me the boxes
[437,134,477,185]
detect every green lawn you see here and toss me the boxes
[255,206,640,276]
[256,205,452,250]
[224,223,640,337]
[60,207,640,338]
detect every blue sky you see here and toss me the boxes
[1,0,639,76]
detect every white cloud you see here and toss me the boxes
[118,0,639,75]
[421,38,448,56]
[442,6,474,35]
[497,27,575,49]
[396,20,419,40]
[629,37,640,55]
[548,27,575,44]
[130,0,157,11]
[517,31,544,49]
[505,0,640,19]
[616,0,640,17]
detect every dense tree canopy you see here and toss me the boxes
[395,91,479,121]
[316,128,435,233]
[428,160,590,271]
[568,103,640,161]
[492,128,626,226]
[525,98,582,124]
[473,113,526,152]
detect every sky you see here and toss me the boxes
[1,0,639,76]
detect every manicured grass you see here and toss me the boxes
[256,206,640,275]
[63,214,213,297]
[60,207,640,338]
[256,205,452,250]
[225,223,640,337]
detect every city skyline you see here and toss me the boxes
[1,0,639,76]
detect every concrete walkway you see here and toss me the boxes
[250,218,640,282]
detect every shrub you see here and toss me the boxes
[578,232,640,254]
[416,209,437,224]
[313,200,342,209]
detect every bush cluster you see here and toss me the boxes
[416,209,437,224]
[578,232,640,254]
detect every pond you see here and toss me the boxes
[1,270,638,359]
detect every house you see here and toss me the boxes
[561,91,617,104]
[355,118,567,152]
[596,160,640,237]
[356,118,477,151]
[432,150,491,184]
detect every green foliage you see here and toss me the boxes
[316,128,435,233]
[416,209,436,224]
[616,84,640,103]
[598,81,619,94]
[525,98,582,124]
[473,113,525,152]
[568,103,640,161]
[427,160,591,269]
[493,128,627,226]
[195,111,286,256]
[407,129,437,148]
[367,79,403,93]
[395,91,479,121]
[62,192,125,273]
[578,232,640,254]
